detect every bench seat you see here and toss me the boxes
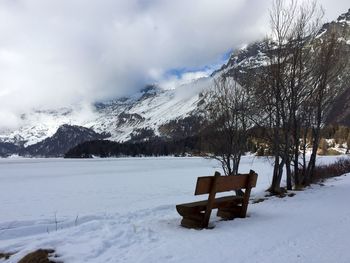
[176,195,243,216]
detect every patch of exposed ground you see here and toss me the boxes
[18,249,61,263]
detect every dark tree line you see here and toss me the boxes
[64,136,203,158]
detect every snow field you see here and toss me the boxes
[0,156,349,263]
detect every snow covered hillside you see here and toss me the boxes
[0,156,349,263]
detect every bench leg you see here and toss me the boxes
[177,205,206,229]
[180,217,204,229]
[217,206,243,220]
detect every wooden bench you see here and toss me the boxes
[176,170,258,229]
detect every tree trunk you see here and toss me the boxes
[286,158,292,190]
[293,122,300,187]
[269,155,285,194]
[306,128,320,185]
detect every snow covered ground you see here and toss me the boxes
[0,156,349,263]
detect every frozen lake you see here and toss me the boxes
[0,156,343,222]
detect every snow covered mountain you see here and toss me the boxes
[220,9,350,78]
[0,78,210,156]
[0,9,349,157]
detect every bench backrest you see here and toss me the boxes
[194,170,258,195]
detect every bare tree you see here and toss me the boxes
[204,75,253,177]
[283,0,324,188]
[252,0,298,194]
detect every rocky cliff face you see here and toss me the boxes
[21,124,109,157]
[322,9,350,126]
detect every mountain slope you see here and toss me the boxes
[90,79,209,142]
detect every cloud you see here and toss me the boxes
[159,70,212,91]
[315,0,349,21]
[0,0,348,130]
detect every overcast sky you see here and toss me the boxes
[0,0,348,129]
